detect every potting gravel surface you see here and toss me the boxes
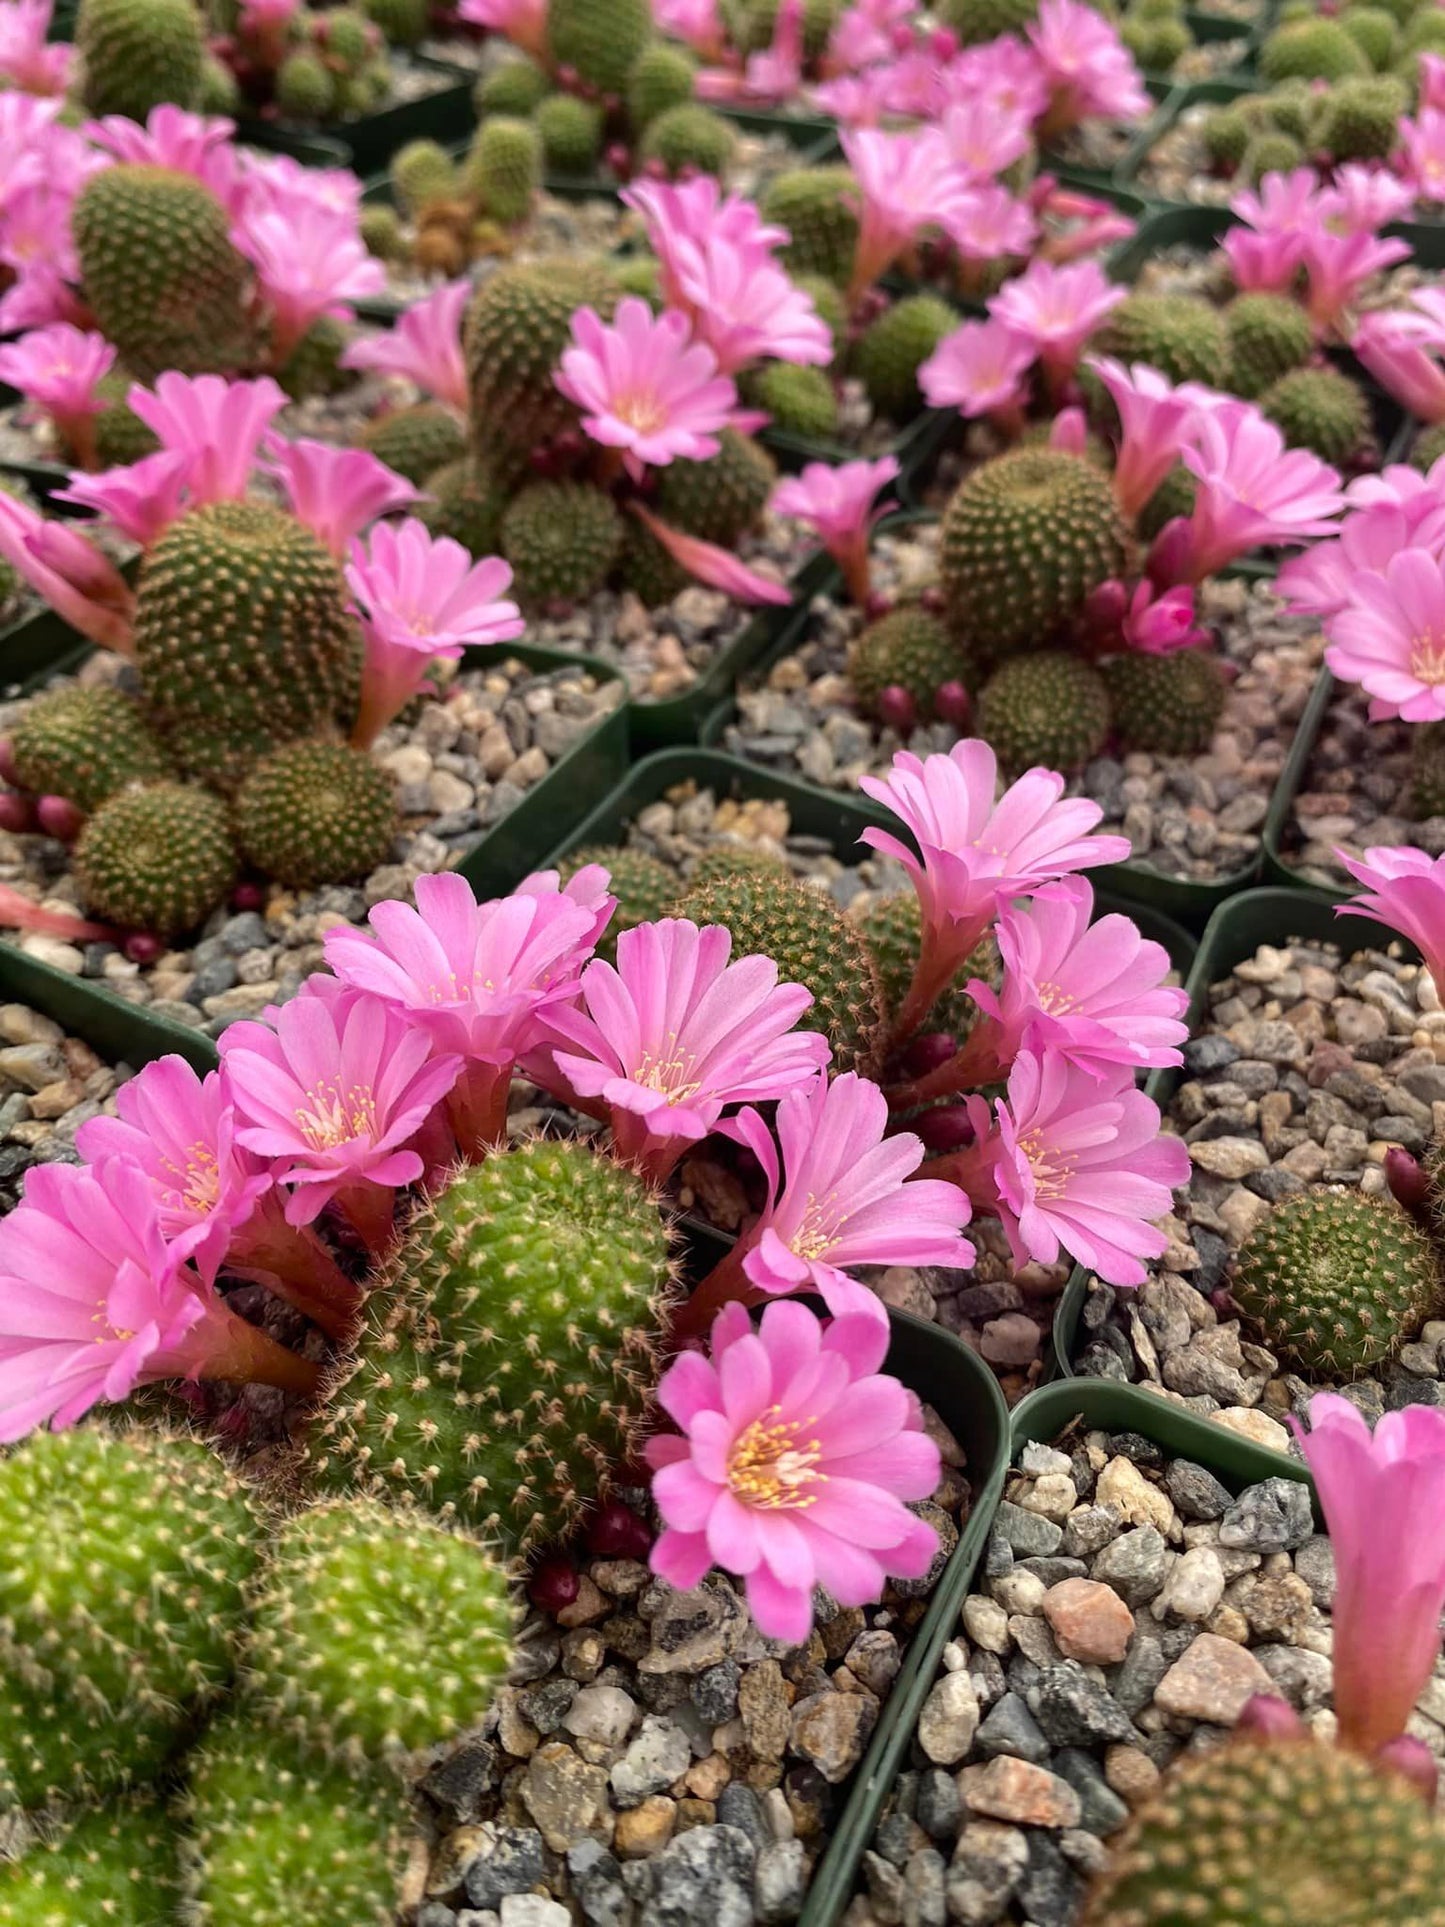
[0,998,131,1195]
[412,1421,973,1927]
[1075,934,1445,1438]
[849,1423,1445,1927]
[0,650,622,1032]
[722,524,1321,883]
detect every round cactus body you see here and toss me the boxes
[1223,293,1314,400]
[9,684,174,815]
[628,40,696,126]
[1260,365,1371,465]
[760,168,860,286]
[464,260,621,463]
[745,361,839,439]
[853,888,998,1041]
[501,481,623,606]
[77,0,205,118]
[854,294,959,421]
[534,92,604,174]
[476,55,550,118]
[1261,14,1372,77]
[1103,647,1227,758]
[419,456,511,557]
[557,844,676,962]
[1095,291,1231,388]
[465,116,543,225]
[977,651,1111,773]
[75,782,238,938]
[233,740,398,891]
[848,607,965,722]
[639,102,738,178]
[359,403,468,486]
[0,1797,182,1927]
[546,0,651,92]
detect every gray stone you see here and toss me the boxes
[464,1830,547,1911]
[609,1716,691,1806]
[1020,1831,1086,1927]
[564,1685,637,1749]
[691,1661,741,1726]
[1090,1526,1169,1608]
[567,1841,628,1927]
[1027,1663,1135,1747]
[1255,1643,1334,1711]
[915,1769,961,1842]
[422,1742,499,1823]
[649,1826,756,1927]
[790,1690,877,1782]
[1061,1504,1124,1560]
[755,1840,807,1923]
[1051,1750,1130,1837]
[419,1908,458,1927]
[1219,1479,1315,1554]
[902,1846,947,1927]
[498,1899,570,1927]
[716,1783,769,1853]
[992,1501,1064,1558]
[973,1692,1050,1764]
[917,1670,980,1766]
[642,1581,750,1674]
[944,1822,1030,1926]
[1165,1460,1234,1522]
[1183,1036,1239,1074]
[1110,1632,1170,1717]
[1294,1534,1336,1608]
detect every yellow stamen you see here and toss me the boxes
[727,1404,825,1510]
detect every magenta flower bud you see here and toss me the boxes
[1236,1693,1305,1742]
[585,1498,653,1559]
[1146,516,1197,590]
[930,26,958,57]
[864,589,895,621]
[551,429,585,467]
[643,156,668,180]
[1082,576,1130,642]
[919,585,946,615]
[231,880,266,913]
[36,795,84,843]
[890,20,912,49]
[0,738,18,786]
[556,62,580,90]
[0,791,31,833]
[1028,170,1059,211]
[602,92,621,115]
[528,1554,580,1615]
[1377,1735,1439,1804]
[935,680,971,729]
[876,684,917,735]
[123,931,163,965]
[605,142,631,180]
[1385,1146,1433,1217]
[913,1105,976,1153]
[901,1031,958,1078]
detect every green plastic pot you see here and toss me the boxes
[1038,75,1175,194]
[1260,666,1342,900]
[238,53,477,175]
[799,1313,1011,1927]
[1051,885,1416,1472]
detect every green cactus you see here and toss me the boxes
[275,49,337,119]
[687,844,790,890]
[308,1139,677,1549]
[1260,365,1371,465]
[941,0,1038,45]
[1138,462,1197,544]
[76,0,205,119]
[73,166,254,383]
[418,456,510,556]
[639,102,738,178]
[464,259,621,464]
[359,204,405,260]
[628,40,696,125]
[1095,292,1232,388]
[1413,422,1445,473]
[390,138,459,216]
[1241,130,1305,184]
[795,272,847,352]
[0,1427,260,1812]
[233,741,398,891]
[360,404,468,487]
[242,1499,516,1771]
[1223,293,1314,400]
[848,608,965,722]
[1201,103,1254,171]
[744,360,839,439]
[199,52,241,113]
[277,317,354,404]
[464,116,543,225]
[180,1722,412,1927]
[1408,720,1445,817]
[671,870,887,1072]
[547,0,652,93]
[1261,15,1372,77]
[1403,6,1445,54]
[557,844,677,962]
[133,501,361,787]
[940,447,1131,666]
[730,0,838,58]
[361,0,427,47]
[91,371,162,468]
[1232,1189,1442,1375]
[853,889,999,1042]
[476,57,551,118]
[1121,14,1190,68]
[1312,73,1409,160]
[501,480,623,606]
[1340,3,1399,63]
[977,652,1111,773]
[854,294,959,421]
[654,428,775,545]
[9,684,174,815]
[1262,83,1313,139]
[318,6,378,67]
[74,781,238,937]
[760,168,860,287]
[1082,1738,1445,1927]
[0,1797,182,1927]
[1103,647,1226,758]
[534,92,605,174]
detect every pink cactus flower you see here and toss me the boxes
[1301,223,1412,334]
[1291,1393,1445,1757]
[1175,401,1345,580]
[238,0,299,32]
[1086,355,1207,520]
[1352,310,1445,425]
[810,70,891,123]
[0,261,78,333]
[629,502,791,604]
[967,878,1189,1081]
[937,97,1034,182]
[737,0,803,102]
[951,34,1050,122]
[1421,52,1445,110]
[652,0,727,59]
[85,105,240,210]
[0,176,80,289]
[953,1053,1187,1285]
[1231,167,1330,237]
[840,125,978,299]
[1336,843,1445,1000]
[263,437,419,557]
[919,317,1035,419]
[646,1294,941,1642]
[0,322,115,465]
[340,280,469,412]
[0,487,135,651]
[344,517,524,748]
[541,917,830,1184]
[1279,497,1445,620]
[127,372,286,507]
[221,989,462,1242]
[238,150,360,223]
[623,178,790,290]
[455,0,547,57]
[1331,163,1414,232]
[0,0,71,94]
[0,1156,318,1441]
[872,49,953,121]
[1400,107,1445,205]
[662,246,831,377]
[55,449,192,549]
[947,186,1038,267]
[554,299,737,481]
[770,456,898,605]
[1322,547,1445,721]
[233,201,385,363]
[1027,0,1148,136]
[1121,579,1209,655]
[727,1070,976,1296]
[989,258,1126,387]
[1221,225,1304,296]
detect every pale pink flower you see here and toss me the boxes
[810,70,891,123]
[1336,844,1445,1000]
[325,869,605,1153]
[85,105,239,211]
[0,487,135,651]
[840,125,978,298]
[233,201,385,361]
[238,150,360,223]
[55,450,192,548]
[340,280,468,412]
[622,178,789,305]
[919,317,1034,417]
[1279,497,1445,620]
[662,247,831,377]
[1176,401,1345,579]
[826,0,902,69]
[1230,167,1328,237]
[1323,548,1445,721]
[1086,355,1204,519]
[221,990,462,1230]
[1301,224,1412,334]
[263,437,418,557]
[989,258,1125,384]
[0,1157,317,1441]
[1121,579,1209,655]
[1331,163,1414,232]
[541,918,830,1184]
[554,300,736,481]
[957,1054,1187,1285]
[344,517,524,747]
[873,49,951,120]
[653,0,726,58]
[0,261,78,332]
[1027,0,1148,133]
[1222,225,1303,296]
[1400,107,1445,205]
[1352,310,1445,425]
[738,0,803,102]
[0,177,79,285]
[630,502,792,605]
[239,0,299,31]
[967,878,1188,1080]
[946,186,1038,266]
[455,0,546,57]
[725,1070,975,1296]
[128,372,286,506]
[859,740,1131,1039]
[951,34,1050,122]
[1291,1393,1445,1757]
[647,1295,941,1642]
[770,456,898,605]
[0,0,70,94]
[937,97,1034,181]
[0,322,114,461]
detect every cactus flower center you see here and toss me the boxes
[158,1139,222,1216]
[727,1405,825,1509]
[1410,629,1445,685]
[1017,1127,1076,1200]
[791,1192,843,1261]
[613,387,668,436]
[635,1037,703,1106]
[294,1078,381,1150]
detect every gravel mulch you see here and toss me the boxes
[1131,104,1238,208]
[722,522,1322,885]
[848,1420,1445,1927]
[0,650,622,1034]
[412,1411,975,1927]
[0,998,132,1196]
[1073,934,1445,1444]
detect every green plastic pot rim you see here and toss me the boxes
[1261,666,1343,902]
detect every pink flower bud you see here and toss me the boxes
[876,684,917,735]
[557,63,580,89]
[864,590,895,621]
[901,1031,958,1078]
[528,1554,580,1614]
[36,795,83,842]
[1377,1735,1439,1804]
[124,931,163,964]
[0,740,17,786]
[913,1105,976,1153]
[232,881,267,912]
[935,680,971,729]
[1236,1694,1305,1742]
[585,1498,652,1559]
[1145,516,1196,590]
[919,585,946,615]
[605,142,631,179]
[1385,1146,1432,1217]
[0,791,30,833]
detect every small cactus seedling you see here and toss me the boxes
[0,1797,182,1927]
